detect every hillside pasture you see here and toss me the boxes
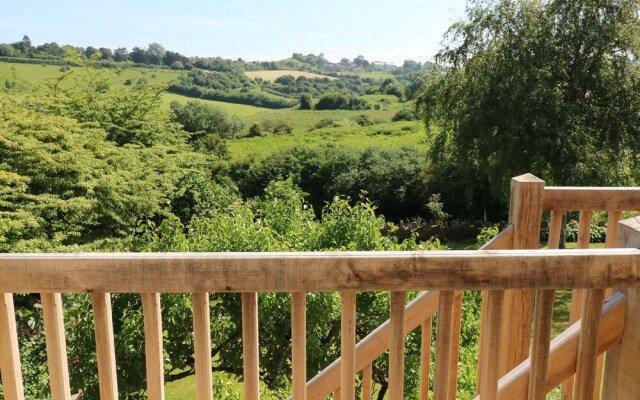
[227,120,426,160]
[0,62,182,91]
[245,69,335,81]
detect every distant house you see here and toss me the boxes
[372,61,397,71]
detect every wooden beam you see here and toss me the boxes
[543,187,640,211]
[0,293,24,400]
[42,293,71,400]
[3,250,640,293]
[471,291,626,400]
[447,292,462,400]
[574,289,605,399]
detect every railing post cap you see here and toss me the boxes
[512,173,544,183]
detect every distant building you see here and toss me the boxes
[372,61,397,71]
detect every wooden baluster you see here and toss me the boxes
[527,289,556,400]
[389,291,406,400]
[141,293,165,400]
[191,292,212,400]
[548,210,564,249]
[420,316,433,400]
[362,363,373,400]
[341,291,356,400]
[42,293,71,400]
[448,292,462,400]
[435,290,455,400]
[479,290,505,400]
[476,290,488,394]
[91,293,118,400]
[574,289,605,399]
[0,293,25,400]
[562,210,592,400]
[242,292,260,400]
[592,211,623,399]
[291,292,307,400]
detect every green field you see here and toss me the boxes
[245,69,334,81]
[1,62,426,162]
[227,120,426,159]
[0,62,182,91]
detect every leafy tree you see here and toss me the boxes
[129,46,148,64]
[113,47,129,62]
[170,100,245,139]
[0,43,14,57]
[416,0,640,201]
[99,47,113,60]
[299,93,312,110]
[146,42,166,65]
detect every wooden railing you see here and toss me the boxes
[3,174,640,400]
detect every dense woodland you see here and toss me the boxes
[1,0,640,398]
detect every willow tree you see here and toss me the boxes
[416,0,640,201]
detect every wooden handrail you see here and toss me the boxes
[2,249,640,293]
[543,187,640,211]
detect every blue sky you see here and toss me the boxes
[0,0,468,64]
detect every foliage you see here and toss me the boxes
[392,108,417,122]
[314,92,371,110]
[416,0,640,202]
[0,69,206,252]
[222,144,429,221]
[299,93,312,110]
[170,100,245,140]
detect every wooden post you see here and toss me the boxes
[242,292,260,400]
[42,293,72,400]
[141,293,165,400]
[501,174,544,376]
[0,293,24,400]
[602,217,640,399]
